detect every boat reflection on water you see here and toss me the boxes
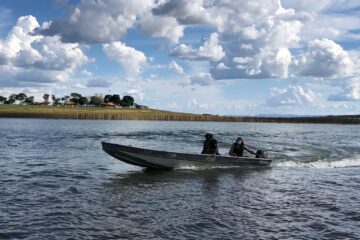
[103,166,270,204]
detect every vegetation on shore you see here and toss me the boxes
[0,92,136,107]
[0,105,359,124]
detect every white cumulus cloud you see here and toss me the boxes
[171,33,225,61]
[0,15,89,87]
[140,13,185,43]
[102,41,147,74]
[267,85,318,107]
[208,0,305,79]
[40,0,153,43]
[295,38,353,77]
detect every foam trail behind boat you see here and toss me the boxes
[273,156,360,169]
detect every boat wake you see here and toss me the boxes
[175,165,243,170]
[273,156,360,169]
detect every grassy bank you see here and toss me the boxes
[0,105,359,124]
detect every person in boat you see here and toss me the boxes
[201,133,220,155]
[201,133,213,154]
[229,137,256,157]
[209,139,220,155]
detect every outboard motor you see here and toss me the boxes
[256,150,267,159]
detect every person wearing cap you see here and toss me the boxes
[229,137,255,157]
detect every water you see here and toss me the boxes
[0,119,359,239]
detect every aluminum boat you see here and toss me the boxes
[102,142,272,169]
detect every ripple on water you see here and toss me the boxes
[1,120,360,239]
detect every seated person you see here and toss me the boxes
[209,139,220,155]
[201,133,213,154]
[229,137,255,157]
[201,133,220,155]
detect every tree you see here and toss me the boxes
[89,96,102,106]
[24,96,34,105]
[70,93,82,105]
[53,98,61,105]
[62,95,70,102]
[7,94,17,104]
[110,94,121,105]
[78,96,89,106]
[0,96,6,104]
[70,93,82,99]
[122,95,134,107]
[16,93,27,103]
[43,94,50,102]
[104,94,112,103]
[51,95,61,105]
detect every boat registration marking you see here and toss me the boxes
[168,153,177,158]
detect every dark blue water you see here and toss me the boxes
[1,119,359,239]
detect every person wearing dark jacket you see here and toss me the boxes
[201,133,220,155]
[209,139,220,155]
[229,137,255,157]
[201,133,213,154]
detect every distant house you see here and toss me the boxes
[135,104,148,109]
[102,102,116,107]
[64,101,76,106]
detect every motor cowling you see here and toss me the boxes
[256,150,268,158]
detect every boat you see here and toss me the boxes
[102,141,272,169]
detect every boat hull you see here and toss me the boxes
[102,142,272,169]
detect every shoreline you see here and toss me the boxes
[0,105,359,124]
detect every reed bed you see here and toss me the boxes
[0,105,359,124]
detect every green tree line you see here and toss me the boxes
[0,92,135,107]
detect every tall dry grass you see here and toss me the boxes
[0,105,359,124]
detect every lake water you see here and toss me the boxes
[1,119,359,239]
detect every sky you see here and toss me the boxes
[0,0,359,115]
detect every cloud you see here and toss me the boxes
[0,15,89,87]
[295,38,353,78]
[146,1,355,81]
[33,0,358,82]
[0,65,60,87]
[282,0,360,13]
[152,0,213,25]
[267,85,318,107]
[168,61,184,74]
[140,0,214,42]
[39,0,153,43]
[140,13,185,43]
[171,32,225,61]
[189,72,214,86]
[86,78,114,88]
[216,62,230,70]
[81,70,93,77]
[328,78,360,101]
[124,87,144,101]
[102,41,147,74]
[282,1,360,42]
[207,0,305,79]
